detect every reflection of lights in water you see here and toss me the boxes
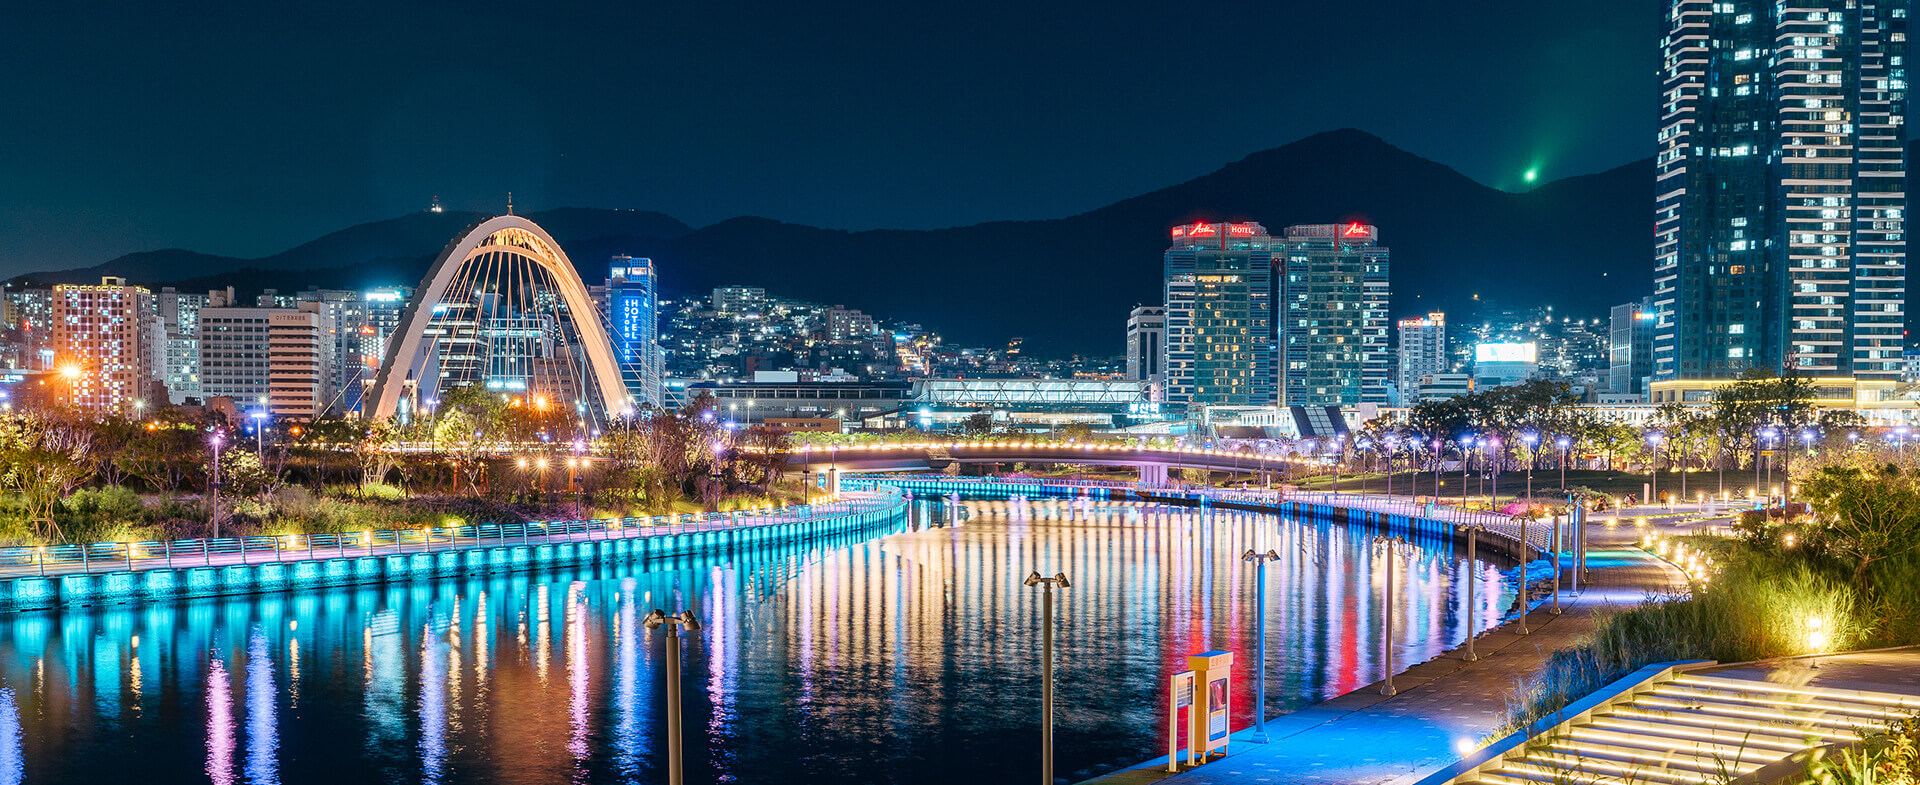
[206,658,235,785]
[418,616,446,784]
[536,584,552,683]
[567,581,589,760]
[246,628,279,785]
[0,687,20,785]
[612,578,645,779]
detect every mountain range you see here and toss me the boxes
[12,129,1660,356]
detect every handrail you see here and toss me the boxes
[0,492,894,579]
[849,475,1560,556]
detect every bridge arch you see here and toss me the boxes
[365,215,627,422]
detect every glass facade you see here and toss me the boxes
[1656,0,1908,381]
[1276,223,1391,407]
[1162,222,1273,406]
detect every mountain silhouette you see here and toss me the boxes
[14,129,1656,356]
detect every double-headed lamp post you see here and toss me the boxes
[1025,571,1071,785]
[210,432,225,539]
[1241,550,1281,741]
[643,609,703,785]
[1373,536,1408,695]
[1458,521,1487,661]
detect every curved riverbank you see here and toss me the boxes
[0,489,908,612]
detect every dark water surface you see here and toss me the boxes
[0,494,1514,784]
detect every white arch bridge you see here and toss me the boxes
[366,215,630,425]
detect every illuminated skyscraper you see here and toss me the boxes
[1126,305,1166,399]
[1275,223,1391,407]
[1655,0,1908,383]
[1396,312,1446,403]
[605,257,663,410]
[1162,222,1273,407]
[51,277,159,414]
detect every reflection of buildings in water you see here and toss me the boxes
[419,615,448,784]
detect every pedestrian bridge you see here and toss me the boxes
[786,441,1307,484]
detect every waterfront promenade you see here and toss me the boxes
[1081,505,1697,785]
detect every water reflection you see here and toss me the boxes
[0,496,1511,784]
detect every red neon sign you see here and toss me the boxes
[1228,223,1256,237]
[1188,222,1217,237]
[1342,222,1372,238]
[1171,226,1187,238]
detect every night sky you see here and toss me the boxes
[3,1,1656,274]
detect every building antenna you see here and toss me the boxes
[506,192,514,215]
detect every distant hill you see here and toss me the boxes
[12,129,1657,356]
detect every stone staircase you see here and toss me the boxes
[1460,670,1920,785]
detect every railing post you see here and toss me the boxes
[82,544,89,573]
[126,542,134,572]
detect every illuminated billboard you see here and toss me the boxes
[1474,342,1538,363]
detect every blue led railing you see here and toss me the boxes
[0,493,894,578]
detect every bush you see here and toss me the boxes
[1507,555,1859,733]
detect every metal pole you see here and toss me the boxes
[1550,512,1561,615]
[1042,580,1055,785]
[1517,517,1529,635]
[665,621,684,785]
[1243,550,1278,742]
[1463,525,1479,662]
[1380,540,1397,696]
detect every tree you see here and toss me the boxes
[0,412,99,541]
[1800,463,1920,593]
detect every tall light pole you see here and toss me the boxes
[643,609,703,785]
[1025,571,1071,785]
[1242,550,1280,740]
[1521,433,1537,509]
[209,432,225,540]
[1556,436,1571,493]
[1487,437,1501,511]
[1646,432,1664,507]
[1384,436,1398,499]
[252,410,268,457]
[1458,522,1486,661]
[1459,436,1474,512]
[1373,537,1407,695]
[1761,427,1779,503]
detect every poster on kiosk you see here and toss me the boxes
[1188,651,1233,764]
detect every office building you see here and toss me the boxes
[605,257,664,410]
[268,309,324,420]
[156,288,210,403]
[198,307,275,405]
[1275,223,1390,406]
[1654,0,1908,382]
[1610,297,1658,399]
[1126,305,1166,399]
[1163,221,1274,407]
[51,277,159,414]
[711,286,767,314]
[5,288,55,370]
[293,288,362,414]
[1396,312,1447,404]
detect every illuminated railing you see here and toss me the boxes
[0,493,893,578]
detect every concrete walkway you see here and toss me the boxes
[1081,508,1697,785]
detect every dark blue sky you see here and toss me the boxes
[2,1,1653,273]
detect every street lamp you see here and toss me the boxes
[1458,522,1487,661]
[643,609,703,785]
[1242,550,1280,741]
[1556,437,1571,493]
[251,410,268,456]
[1521,432,1538,509]
[1459,436,1475,512]
[1373,537,1408,695]
[1761,428,1779,503]
[1646,432,1664,507]
[209,432,225,540]
[1024,571,1071,785]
